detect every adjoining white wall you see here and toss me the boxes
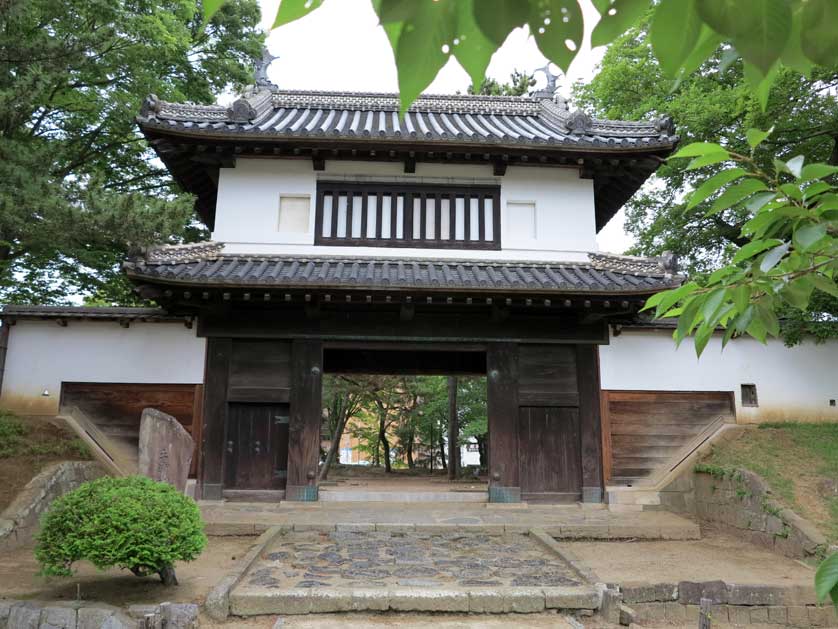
[0,320,206,415]
[212,158,597,261]
[600,328,838,423]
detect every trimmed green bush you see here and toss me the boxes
[35,476,206,585]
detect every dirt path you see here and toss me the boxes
[560,529,815,587]
[0,536,254,607]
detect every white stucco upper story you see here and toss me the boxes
[211,158,598,262]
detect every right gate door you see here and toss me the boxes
[518,406,582,502]
[517,344,584,503]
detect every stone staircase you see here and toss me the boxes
[606,423,748,512]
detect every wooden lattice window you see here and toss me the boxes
[314,181,501,250]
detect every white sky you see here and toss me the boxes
[256,0,633,253]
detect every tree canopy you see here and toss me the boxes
[0,0,264,304]
[574,21,838,345]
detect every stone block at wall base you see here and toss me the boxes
[0,461,104,551]
[693,470,827,561]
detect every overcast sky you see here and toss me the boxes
[256,0,633,253]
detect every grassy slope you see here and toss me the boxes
[0,411,91,511]
[701,423,838,542]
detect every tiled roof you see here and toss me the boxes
[0,305,187,322]
[125,243,681,296]
[138,89,677,151]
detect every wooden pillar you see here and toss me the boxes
[577,344,604,502]
[486,342,520,502]
[447,376,459,481]
[199,338,231,500]
[0,322,9,399]
[287,339,322,501]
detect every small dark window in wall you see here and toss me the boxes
[741,384,758,407]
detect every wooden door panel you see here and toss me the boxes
[518,406,581,499]
[226,403,289,490]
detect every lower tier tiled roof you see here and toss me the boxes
[0,305,186,322]
[125,244,681,296]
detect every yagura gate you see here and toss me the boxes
[194,304,605,505]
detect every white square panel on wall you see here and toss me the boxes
[506,201,537,241]
[278,195,311,234]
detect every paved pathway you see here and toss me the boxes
[243,530,583,591]
[200,501,700,540]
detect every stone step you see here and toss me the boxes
[318,489,488,503]
[606,488,662,507]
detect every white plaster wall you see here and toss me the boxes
[212,158,597,261]
[0,320,206,415]
[600,328,838,423]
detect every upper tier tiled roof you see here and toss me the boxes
[124,242,681,296]
[138,89,677,150]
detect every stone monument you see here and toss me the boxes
[138,408,194,494]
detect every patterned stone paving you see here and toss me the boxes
[244,531,584,590]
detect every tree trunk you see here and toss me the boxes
[158,565,178,586]
[405,430,414,468]
[438,429,447,471]
[319,413,348,482]
[447,376,459,480]
[378,409,391,473]
[476,435,487,471]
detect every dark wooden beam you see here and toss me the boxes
[286,340,322,501]
[577,345,604,502]
[200,337,231,500]
[487,342,520,500]
[404,152,416,173]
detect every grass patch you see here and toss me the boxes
[700,422,838,542]
[0,412,89,460]
[0,412,27,458]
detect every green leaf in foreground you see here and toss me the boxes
[746,127,772,149]
[531,0,584,74]
[707,178,769,216]
[650,0,701,77]
[687,168,748,210]
[801,0,838,67]
[814,553,838,608]
[202,0,226,25]
[670,142,728,159]
[590,0,648,48]
[472,0,529,46]
[272,0,324,28]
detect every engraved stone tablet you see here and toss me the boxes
[138,407,193,493]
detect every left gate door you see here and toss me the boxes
[224,402,289,490]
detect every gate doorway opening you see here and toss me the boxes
[318,344,489,502]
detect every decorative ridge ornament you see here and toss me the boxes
[254,47,278,90]
[566,110,592,135]
[139,94,162,119]
[654,115,676,138]
[226,98,257,123]
[531,63,560,100]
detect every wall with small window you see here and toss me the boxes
[211,158,597,261]
[600,328,838,423]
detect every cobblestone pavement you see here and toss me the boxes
[243,531,584,590]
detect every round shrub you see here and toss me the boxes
[36,475,206,585]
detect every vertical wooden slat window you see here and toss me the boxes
[314,182,500,250]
